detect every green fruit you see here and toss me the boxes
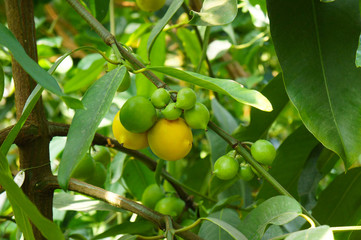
[184,102,210,129]
[239,163,254,181]
[119,96,157,133]
[141,184,165,209]
[136,0,166,12]
[155,197,185,217]
[117,70,131,92]
[213,155,239,180]
[107,53,118,71]
[151,88,170,108]
[251,140,276,165]
[161,102,182,120]
[93,146,111,167]
[175,88,197,110]
[71,153,96,181]
[87,162,107,188]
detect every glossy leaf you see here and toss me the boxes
[312,168,361,228]
[233,74,288,141]
[285,225,333,240]
[258,126,318,200]
[0,170,64,240]
[189,0,238,26]
[199,208,245,240]
[147,0,184,55]
[0,62,4,101]
[267,0,361,168]
[149,66,272,111]
[0,23,62,96]
[58,66,126,189]
[241,196,301,240]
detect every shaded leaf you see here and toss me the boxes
[241,196,301,240]
[147,0,184,55]
[0,23,62,96]
[58,66,127,189]
[176,28,203,70]
[0,168,63,240]
[233,74,288,141]
[92,220,154,239]
[0,62,4,101]
[312,168,361,228]
[149,66,272,111]
[211,98,238,134]
[189,0,238,26]
[122,159,155,200]
[267,0,361,168]
[258,126,318,200]
[199,208,245,240]
[285,225,333,240]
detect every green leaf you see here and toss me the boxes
[241,196,302,240]
[64,58,105,93]
[0,169,64,239]
[211,98,238,134]
[199,209,246,240]
[148,66,272,111]
[9,198,35,240]
[355,34,361,67]
[92,220,154,239]
[136,32,166,97]
[147,0,184,56]
[189,0,238,26]
[53,192,123,212]
[233,74,288,141]
[0,23,63,96]
[285,225,333,240]
[176,28,204,71]
[122,159,155,200]
[312,168,361,228]
[267,0,361,168]
[0,62,4,101]
[58,66,127,190]
[258,126,319,200]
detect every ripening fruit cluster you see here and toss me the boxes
[213,140,276,181]
[112,87,210,161]
[141,184,185,218]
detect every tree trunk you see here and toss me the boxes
[4,1,54,239]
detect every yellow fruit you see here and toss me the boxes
[136,0,166,12]
[148,118,193,161]
[112,111,148,150]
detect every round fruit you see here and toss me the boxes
[119,96,157,133]
[136,0,166,12]
[148,118,193,161]
[184,102,210,130]
[239,163,254,181]
[93,146,111,167]
[112,111,148,150]
[161,102,182,120]
[117,70,131,92]
[155,197,185,217]
[175,88,197,110]
[71,153,96,181]
[87,162,107,188]
[213,155,239,180]
[251,140,276,165]
[141,184,165,209]
[151,88,170,109]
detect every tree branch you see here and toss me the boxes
[39,176,204,240]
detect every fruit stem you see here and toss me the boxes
[207,121,321,227]
[175,218,202,233]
